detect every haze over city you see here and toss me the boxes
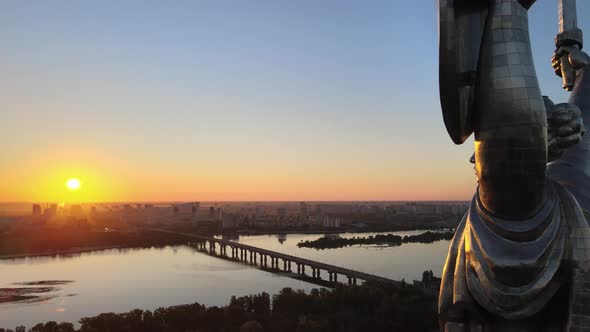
[3,1,588,203]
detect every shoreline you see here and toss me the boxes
[0,245,123,260]
[0,227,455,261]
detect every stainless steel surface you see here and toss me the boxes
[473,0,546,219]
[561,56,576,91]
[438,0,590,330]
[548,50,590,214]
[438,0,487,144]
[439,180,589,331]
[556,0,582,91]
[559,0,577,33]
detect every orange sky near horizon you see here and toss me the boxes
[0,141,477,203]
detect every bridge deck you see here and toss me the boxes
[152,229,399,285]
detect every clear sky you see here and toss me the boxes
[1,1,588,203]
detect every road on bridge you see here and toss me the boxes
[149,228,400,287]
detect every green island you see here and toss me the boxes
[297,231,455,249]
[3,282,437,332]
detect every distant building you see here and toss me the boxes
[44,204,57,219]
[322,215,342,228]
[221,213,238,229]
[255,206,263,220]
[277,207,287,217]
[192,202,200,217]
[32,204,41,217]
[70,204,84,218]
[299,202,308,220]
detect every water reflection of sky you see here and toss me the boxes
[231,231,450,281]
[0,231,450,329]
[0,246,316,329]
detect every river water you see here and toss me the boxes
[0,230,450,329]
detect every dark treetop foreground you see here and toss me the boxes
[5,282,438,332]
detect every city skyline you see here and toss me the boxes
[2,1,589,203]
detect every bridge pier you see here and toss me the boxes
[346,276,357,285]
[329,272,333,282]
[312,268,320,279]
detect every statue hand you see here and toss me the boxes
[552,46,590,78]
[547,103,585,161]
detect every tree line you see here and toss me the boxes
[297,231,454,249]
[3,282,438,332]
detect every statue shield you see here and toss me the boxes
[439,0,488,144]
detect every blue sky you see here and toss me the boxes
[1,1,588,202]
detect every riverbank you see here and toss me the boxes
[0,227,455,260]
[231,224,455,236]
[0,229,190,260]
[0,245,122,260]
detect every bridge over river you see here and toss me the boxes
[151,229,400,287]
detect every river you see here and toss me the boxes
[0,230,450,329]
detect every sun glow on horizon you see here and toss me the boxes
[66,178,82,191]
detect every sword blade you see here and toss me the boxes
[559,0,578,32]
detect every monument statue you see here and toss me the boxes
[438,0,590,330]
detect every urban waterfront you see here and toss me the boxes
[0,231,449,328]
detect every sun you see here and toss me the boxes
[66,178,82,191]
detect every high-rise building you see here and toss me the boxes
[44,204,57,219]
[299,202,308,220]
[32,204,41,217]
